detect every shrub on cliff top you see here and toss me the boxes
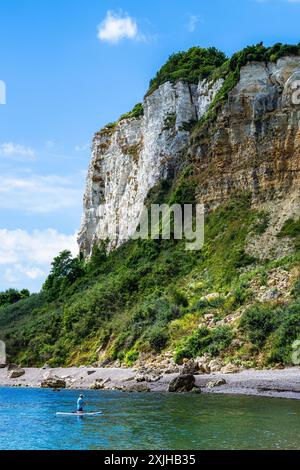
[148,47,227,95]
[119,103,144,121]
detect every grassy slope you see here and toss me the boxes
[1,186,299,368]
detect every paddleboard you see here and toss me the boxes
[56,411,103,416]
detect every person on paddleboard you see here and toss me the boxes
[77,394,85,413]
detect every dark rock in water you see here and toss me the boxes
[41,376,66,389]
[0,364,7,369]
[9,368,25,379]
[87,370,96,376]
[168,374,195,393]
[7,363,18,371]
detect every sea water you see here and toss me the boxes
[1,387,300,450]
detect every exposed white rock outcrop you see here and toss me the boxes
[78,79,222,256]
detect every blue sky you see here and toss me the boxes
[0,0,300,291]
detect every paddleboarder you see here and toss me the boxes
[77,394,85,413]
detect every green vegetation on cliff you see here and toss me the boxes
[1,178,299,369]
[147,46,227,95]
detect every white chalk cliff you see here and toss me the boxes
[78,79,223,257]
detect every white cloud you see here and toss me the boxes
[187,14,202,32]
[97,10,143,44]
[0,229,78,291]
[0,142,36,160]
[0,172,83,214]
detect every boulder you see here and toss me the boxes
[41,376,66,389]
[7,363,18,371]
[90,379,104,390]
[0,364,7,369]
[260,288,280,302]
[204,314,215,321]
[221,364,240,374]
[201,293,221,303]
[164,366,181,374]
[126,383,150,393]
[136,373,162,383]
[91,377,112,389]
[182,359,199,375]
[208,359,223,372]
[198,363,211,374]
[135,367,162,383]
[195,355,212,374]
[9,368,25,379]
[206,379,227,389]
[87,370,96,376]
[231,339,243,349]
[99,358,112,368]
[168,374,195,393]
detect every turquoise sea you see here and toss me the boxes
[1,387,300,450]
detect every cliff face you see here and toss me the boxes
[192,56,300,260]
[79,56,300,258]
[78,79,223,256]
[192,56,300,207]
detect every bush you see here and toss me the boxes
[171,289,189,308]
[268,302,300,364]
[148,327,169,352]
[240,301,300,365]
[125,349,139,366]
[240,304,278,347]
[278,218,300,240]
[174,326,233,363]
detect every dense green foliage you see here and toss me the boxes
[148,47,227,95]
[240,301,300,364]
[43,251,84,301]
[0,189,267,367]
[1,184,300,367]
[0,289,30,308]
[174,326,233,364]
